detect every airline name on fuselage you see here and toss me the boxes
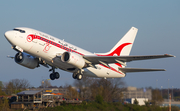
[38,32,77,51]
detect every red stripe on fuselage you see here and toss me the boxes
[27,34,84,55]
[99,64,124,75]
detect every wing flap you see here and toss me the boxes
[118,67,165,73]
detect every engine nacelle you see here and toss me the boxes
[61,52,86,69]
[15,52,39,69]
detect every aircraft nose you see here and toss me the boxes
[4,31,16,45]
[4,31,13,40]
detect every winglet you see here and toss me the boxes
[164,54,176,57]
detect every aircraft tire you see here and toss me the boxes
[72,73,77,79]
[54,72,60,79]
[77,74,83,80]
[50,73,55,80]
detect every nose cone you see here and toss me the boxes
[5,31,12,40]
[5,31,15,45]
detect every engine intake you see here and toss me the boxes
[61,52,85,69]
[15,52,39,69]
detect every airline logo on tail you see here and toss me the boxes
[96,43,132,68]
[97,43,132,56]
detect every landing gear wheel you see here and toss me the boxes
[77,74,83,80]
[49,66,60,80]
[50,73,55,80]
[54,72,60,79]
[72,73,77,79]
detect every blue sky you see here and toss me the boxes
[0,1,179,88]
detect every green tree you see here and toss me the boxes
[95,95,103,104]
[74,76,93,100]
[0,98,10,111]
[134,98,139,105]
[0,81,3,88]
[65,85,79,99]
[74,77,126,102]
[4,79,31,95]
[144,101,150,106]
[0,81,6,95]
[151,89,164,105]
[0,87,6,95]
[89,78,126,102]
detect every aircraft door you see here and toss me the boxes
[24,32,39,53]
[31,32,41,54]
[32,33,38,43]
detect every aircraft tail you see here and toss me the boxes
[97,27,138,56]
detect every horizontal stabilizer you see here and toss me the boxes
[118,67,165,73]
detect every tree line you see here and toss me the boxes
[0,77,180,110]
[65,76,126,102]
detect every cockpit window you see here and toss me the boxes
[13,28,25,33]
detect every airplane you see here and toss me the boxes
[4,27,175,80]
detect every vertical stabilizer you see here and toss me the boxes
[97,27,138,56]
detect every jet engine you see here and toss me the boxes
[61,52,86,69]
[14,52,39,69]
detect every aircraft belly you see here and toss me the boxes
[51,57,76,71]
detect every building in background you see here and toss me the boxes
[122,87,152,105]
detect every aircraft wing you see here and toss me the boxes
[83,54,175,65]
[118,67,165,73]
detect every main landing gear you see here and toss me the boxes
[49,67,60,80]
[72,70,83,80]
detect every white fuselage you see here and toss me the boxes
[5,27,125,78]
